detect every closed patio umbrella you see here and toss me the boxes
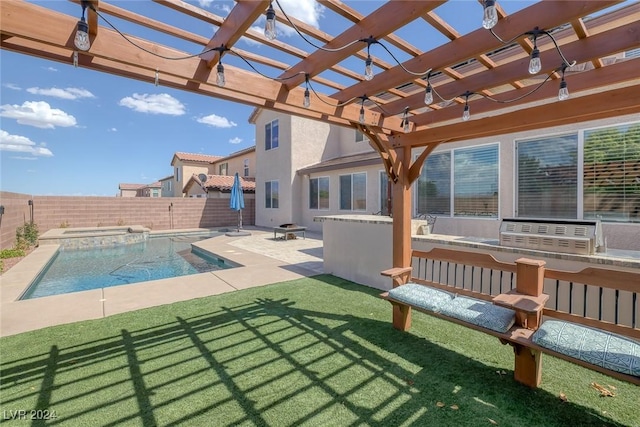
[230,172,244,232]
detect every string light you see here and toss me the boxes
[216,62,225,87]
[155,69,159,86]
[558,65,570,101]
[528,30,542,74]
[264,2,276,41]
[358,96,366,124]
[462,93,471,121]
[303,74,311,108]
[424,79,433,105]
[482,0,498,30]
[73,51,79,68]
[401,107,411,133]
[74,1,90,51]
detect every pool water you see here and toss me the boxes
[21,235,231,299]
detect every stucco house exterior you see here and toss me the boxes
[170,152,222,197]
[183,174,256,199]
[250,108,640,251]
[118,182,161,197]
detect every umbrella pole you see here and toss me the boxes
[239,210,243,230]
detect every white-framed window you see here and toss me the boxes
[517,134,578,219]
[416,143,499,218]
[309,177,330,210]
[175,167,180,182]
[219,162,228,175]
[265,120,279,150]
[339,172,366,211]
[244,159,250,177]
[265,180,279,208]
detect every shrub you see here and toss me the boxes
[116,218,126,226]
[0,248,26,259]
[59,220,70,228]
[16,222,38,250]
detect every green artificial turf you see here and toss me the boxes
[1,275,638,426]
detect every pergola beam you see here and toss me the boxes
[334,1,620,103]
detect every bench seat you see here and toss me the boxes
[532,320,640,378]
[387,284,516,334]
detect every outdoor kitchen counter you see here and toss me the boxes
[315,215,640,277]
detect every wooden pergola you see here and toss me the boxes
[2,0,639,286]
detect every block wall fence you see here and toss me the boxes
[0,191,255,250]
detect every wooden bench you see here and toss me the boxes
[273,226,306,240]
[380,248,640,387]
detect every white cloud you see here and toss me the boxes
[196,0,213,7]
[3,83,21,91]
[229,137,242,144]
[0,129,53,157]
[0,101,77,129]
[118,93,186,116]
[12,156,38,161]
[27,87,95,100]
[215,3,232,14]
[44,66,58,72]
[277,0,323,29]
[108,127,117,132]
[197,114,237,128]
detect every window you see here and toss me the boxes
[416,145,498,217]
[175,167,180,182]
[309,177,329,210]
[339,172,366,211]
[219,162,228,175]
[355,130,365,143]
[168,181,171,192]
[517,134,577,219]
[244,159,250,177]
[454,145,499,217]
[265,120,279,150]
[583,123,640,222]
[265,180,279,208]
[417,152,451,216]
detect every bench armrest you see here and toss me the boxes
[381,266,413,278]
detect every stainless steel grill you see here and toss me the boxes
[499,219,605,255]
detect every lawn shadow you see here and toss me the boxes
[0,276,634,426]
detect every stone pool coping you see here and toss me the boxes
[0,227,324,337]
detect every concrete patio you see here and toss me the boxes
[0,228,323,337]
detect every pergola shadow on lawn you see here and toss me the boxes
[0,275,637,426]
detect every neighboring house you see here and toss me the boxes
[170,148,256,197]
[118,183,144,197]
[136,181,162,198]
[118,182,162,197]
[183,173,256,198]
[210,146,256,179]
[250,108,640,250]
[159,175,174,197]
[170,152,222,197]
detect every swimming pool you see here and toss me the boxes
[21,234,233,299]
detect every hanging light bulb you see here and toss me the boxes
[424,83,433,105]
[482,0,498,30]
[401,108,410,134]
[364,55,374,81]
[73,51,79,68]
[528,36,541,74]
[462,95,471,121]
[265,2,276,40]
[303,88,310,108]
[74,2,90,51]
[155,69,159,87]
[558,68,569,101]
[216,62,225,87]
[359,105,365,124]
[303,74,311,108]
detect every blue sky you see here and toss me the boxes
[0,0,560,196]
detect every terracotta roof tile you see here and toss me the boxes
[203,175,256,192]
[119,183,145,190]
[174,152,222,163]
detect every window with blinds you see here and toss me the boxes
[584,123,640,223]
[516,133,578,219]
[417,152,451,216]
[454,144,499,217]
